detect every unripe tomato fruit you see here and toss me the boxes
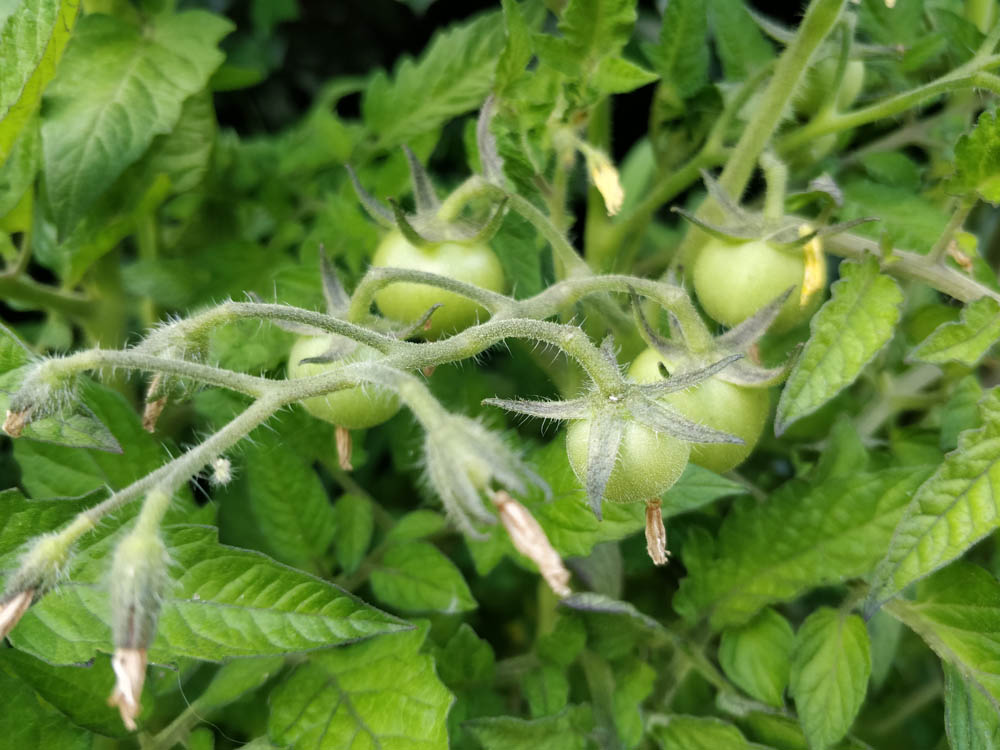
[692,238,824,332]
[795,58,865,116]
[565,418,690,504]
[628,348,770,473]
[287,335,401,429]
[372,230,504,338]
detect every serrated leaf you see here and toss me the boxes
[9,525,407,663]
[592,55,659,95]
[776,257,903,434]
[886,563,1000,713]
[945,663,1000,750]
[868,389,1000,610]
[465,705,594,750]
[708,0,773,80]
[0,649,128,738]
[719,607,794,707]
[950,110,1000,204]
[495,0,533,96]
[268,627,452,750]
[910,296,1000,367]
[493,211,543,298]
[331,493,374,575]
[0,666,92,750]
[370,540,476,614]
[41,11,232,234]
[363,8,511,150]
[556,0,636,68]
[789,608,871,750]
[654,0,708,98]
[674,468,932,629]
[242,433,337,570]
[661,463,744,517]
[653,715,769,750]
[142,89,217,194]
[0,0,79,165]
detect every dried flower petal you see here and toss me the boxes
[799,224,825,306]
[589,156,625,216]
[142,397,167,433]
[491,490,571,597]
[0,590,33,638]
[3,408,30,437]
[336,425,353,471]
[645,499,669,566]
[108,648,147,731]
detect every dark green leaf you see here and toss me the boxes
[653,715,771,750]
[331,493,375,574]
[0,666,93,749]
[370,540,477,613]
[945,663,1000,750]
[708,0,773,80]
[466,705,594,750]
[654,0,709,98]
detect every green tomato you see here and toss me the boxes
[692,237,825,333]
[372,230,504,338]
[565,418,690,504]
[628,348,770,473]
[287,334,401,429]
[795,57,865,116]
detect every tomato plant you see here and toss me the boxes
[2,1,1000,749]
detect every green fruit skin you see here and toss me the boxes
[287,335,401,429]
[692,238,825,333]
[372,230,505,338]
[565,418,690,504]
[796,58,865,116]
[628,348,770,473]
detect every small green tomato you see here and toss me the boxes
[372,230,504,338]
[628,348,770,473]
[287,335,400,429]
[565,418,690,504]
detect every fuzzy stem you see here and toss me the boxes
[927,196,977,265]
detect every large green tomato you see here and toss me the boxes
[372,230,504,338]
[565,418,690,504]
[628,348,770,473]
[692,238,825,333]
[287,334,401,429]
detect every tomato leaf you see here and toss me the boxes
[949,110,1000,205]
[719,607,795,707]
[909,296,1000,367]
[465,705,594,750]
[944,662,1000,750]
[369,540,476,614]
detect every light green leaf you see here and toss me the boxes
[949,110,1000,204]
[910,296,1000,367]
[195,656,285,712]
[0,0,79,165]
[0,667,93,750]
[142,89,217,193]
[370,541,476,614]
[653,715,771,750]
[868,389,1000,610]
[269,627,453,750]
[386,510,447,543]
[10,524,408,663]
[0,649,127,738]
[776,257,903,434]
[674,467,932,629]
[592,55,659,95]
[41,11,232,234]
[524,663,570,717]
[708,0,773,80]
[661,463,744,517]
[363,8,509,150]
[941,375,984,451]
[331,493,374,574]
[0,488,87,570]
[434,623,495,686]
[465,705,594,750]
[945,663,1000,750]
[886,563,1000,712]
[0,320,31,372]
[840,178,951,254]
[495,0,533,96]
[493,212,543,299]
[242,433,337,570]
[654,0,709,98]
[613,658,656,747]
[789,608,871,750]
[557,0,636,68]
[719,607,795,707]
[0,116,39,218]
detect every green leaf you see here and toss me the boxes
[242,433,337,570]
[363,8,510,150]
[370,540,477,614]
[492,212,543,299]
[887,563,1000,712]
[789,608,871,750]
[495,0,533,97]
[465,705,594,750]
[0,115,39,219]
[661,463,744,517]
[945,663,1000,750]
[386,510,448,543]
[0,666,93,750]
[840,177,951,254]
[674,467,932,629]
[142,89,217,193]
[268,627,453,750]
[612,658,656,747]
[719,607,795,707]
[0,488,86,570]
[524,663,570,717]
[941,375,985,451]
[653,0,709,98]
[653,715,771,750]
[0,0,79,165]
[41,11,232,234]
[708,0,773,80]
[0,320,31,372]
[949,110,1000,204]
[909,296,1000,367]
[776,257,903,434]
[331,493,375,574]
[0,649,128,738]
[592,55,659,95]
[10,525,408,663]
[195,656,285,712]
[868,389,1000,610]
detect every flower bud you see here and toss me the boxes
[1,531,78,636]
[490,490,570,597]
[107,526,169,730]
